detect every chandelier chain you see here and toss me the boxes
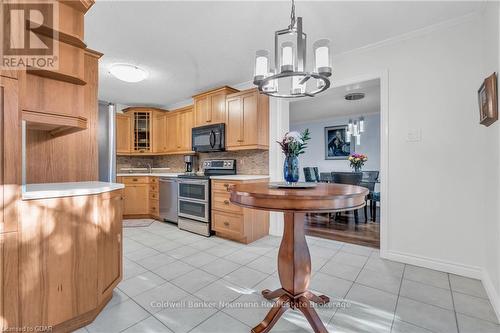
[289,0,296,30]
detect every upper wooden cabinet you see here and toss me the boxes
[193,86,238,127]
[226,88,269,151]
[117,107,168,155]
[167,106,194,154]
[116,113,132,154]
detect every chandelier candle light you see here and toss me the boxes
[253,0,332,98]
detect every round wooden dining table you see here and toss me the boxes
[230,182,369,333]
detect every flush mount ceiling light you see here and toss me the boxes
[253,0,332,98]
[109,64,148,83]
[345,92,365,101]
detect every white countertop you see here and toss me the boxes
[22,181,125,200]
[209,175,270,180]
[117,173,182,177]
[117,173,269,181]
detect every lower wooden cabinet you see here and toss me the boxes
[18,189,123,331]
[118,176,159,219]
[97,191,123,303]
[211,179,269,244]
[123,184,149,215]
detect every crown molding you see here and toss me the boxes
[335,11,480,60]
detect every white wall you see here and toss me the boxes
[290,113,380,180]
[269,10,500,319]
[478,1,500,320]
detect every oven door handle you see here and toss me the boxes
[209,130,216,148]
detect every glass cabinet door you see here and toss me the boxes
[133,112,151,152]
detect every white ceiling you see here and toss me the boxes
[85,1,482,108]
[290,78,380,123]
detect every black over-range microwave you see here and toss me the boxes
[192,123,225,152]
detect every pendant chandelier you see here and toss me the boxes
[253,0,332,98]
[346,117,365,145]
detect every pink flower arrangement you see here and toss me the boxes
[348,153,368,170]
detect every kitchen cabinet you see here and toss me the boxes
[123,184,149,215]
[116,113,132,154]
[193,86,238,127]
[0,76,21,234]
[18,189,123,331]
[118,176,159,219]
[166,106,194,154]
[97,190,123,303]
[118,107,169,155]
[226,88,269,151]
[152,113,167,153]
[211,179,269,244]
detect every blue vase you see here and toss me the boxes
[283,155,299,183]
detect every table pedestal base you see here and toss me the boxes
[252,212,330,333]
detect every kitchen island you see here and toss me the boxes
[18,182,124,332]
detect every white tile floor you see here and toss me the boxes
[78,220,500,333]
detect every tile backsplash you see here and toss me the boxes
[117,150,269,175]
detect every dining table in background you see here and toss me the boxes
[230,182,369,333]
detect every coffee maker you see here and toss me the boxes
[184,155,197,173]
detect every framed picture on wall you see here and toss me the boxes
[478,72,498,127]
[324,125,353,160]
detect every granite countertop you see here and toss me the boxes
[209,175,270,180]
[117,173,182,177]
[22,181,125,200]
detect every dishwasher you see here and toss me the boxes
[159,177,178,224]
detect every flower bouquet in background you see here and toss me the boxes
[277,129,311,183]
[348,153,368,173]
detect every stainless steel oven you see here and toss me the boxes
[178,179,210,224]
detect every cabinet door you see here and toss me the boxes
[226,96,242,148]
[98,191,123,303]
[0,77,20,234]
[178,109,193,152]
[20,196,98,327]
[123,184,149,215]
[132,111,152,153]
[0,232,19,330]
[241,92,258,145]
[152,113,166,153]
[165,113,179,152]
[194,96,209,126]
[116,114,131,154]
[210,92,226,124]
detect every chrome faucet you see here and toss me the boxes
[144,163,152,173]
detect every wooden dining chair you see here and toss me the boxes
[332,172,364,223]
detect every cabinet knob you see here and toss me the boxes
[223,221,229,226]
[132,178,138,181]
[223,200,229,205]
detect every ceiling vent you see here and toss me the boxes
[344,92,365,101]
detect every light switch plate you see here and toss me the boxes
[406,129,421,142]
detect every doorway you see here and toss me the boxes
[289,78,382,248]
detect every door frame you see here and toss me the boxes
[269,70,390,256]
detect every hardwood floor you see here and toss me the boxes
[304,211,380,248]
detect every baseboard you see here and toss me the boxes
[383,250,482,279]
[481,269,500,322]
[383,250,500,321]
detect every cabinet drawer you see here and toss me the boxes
[150,183,158,192]
[212,191,242,214]
[149,204,159,216]
[213,211,243,235]
[149,191,159,201]
[212,180,237,193]
[150,177,158,184]
[123,176,149,184]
